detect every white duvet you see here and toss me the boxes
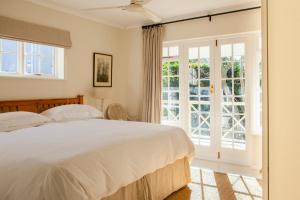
[0,119,194,200]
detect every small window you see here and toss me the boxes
[0,39,18,73]
[161,45,180,126]
[0,38,64,79]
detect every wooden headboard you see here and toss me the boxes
[0,95,83,113]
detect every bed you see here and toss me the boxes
[0,96,194,200]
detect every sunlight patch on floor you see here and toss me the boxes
[188,166,262,200]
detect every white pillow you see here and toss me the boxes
[0,111,52,132]
[41,104,103,122]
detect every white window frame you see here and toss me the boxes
[161,44,181,126]
[0,38,64,80]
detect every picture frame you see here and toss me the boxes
[93,53,113,87]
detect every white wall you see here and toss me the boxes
[0,0,128,110]
[164,9,261,41]
[267,0,300,199]
[125,28,144,118]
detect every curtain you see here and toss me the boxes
[0,16,72,48]
[141,25,164,123]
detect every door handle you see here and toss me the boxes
[210,84,214,94]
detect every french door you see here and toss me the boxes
[162,34,258,165]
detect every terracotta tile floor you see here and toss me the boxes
[166,167,263,200]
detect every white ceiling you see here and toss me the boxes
[27,0,261,28]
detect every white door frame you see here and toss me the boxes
[262,0,269,199]
[183,40,217,161]
[215,36,253,166]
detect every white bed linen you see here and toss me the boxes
[0,119,194,200]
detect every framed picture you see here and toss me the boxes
[93,53,113,87]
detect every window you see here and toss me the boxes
[189,46,212,146]
[0,39,18,73]
[161,46,180,125]
[0,38,64,79]
[220,43,246,150]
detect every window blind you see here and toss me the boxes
[0,16,72,48]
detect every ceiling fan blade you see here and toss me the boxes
[82,6,125,11]
[136,7,162,23]
[131,0,152,5]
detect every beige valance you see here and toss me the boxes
[0,16,72,48]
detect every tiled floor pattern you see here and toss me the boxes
[166,167,262,200]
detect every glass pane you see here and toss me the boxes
[200,113,210,123]
[200,104,210,112]
[223,96,232,102]
[200,96,210,102]
[222,131,233,140]
[234,96,245,102]
[2,40,17,52]
[191,104,199,112]
[25,43,39,55]
[222,62,232,78]
[192,129,200,137]
[189,80,199,96]
[222,116,233,130]
[189,63,199,79]
[189,48,198,59]
[234,105,245,113]
[234,132,245,141]
[200,80,210,87]
[162,62,168,76]
[223,105,233,114]
[40,45,53,57]
[1,54,17,72]
[162,92,168,100]
[169,92,179,101]
[162,77,168,89]
[200,80,210,95]
[169,46,179,57]
[222,80,233,95]
[234,115,245,126]
[41,56,53,75]
[221,44,232,58]
[191,113,199,128]
[233,55,244,62]
[169,106,179,118]
[163,47,168,57]
[200,63,209,79]
[199,46,209,58]
[200,130,210,146]
[233,61,244,78]
[169,61,179,75]
[233,43,245,56]
[222,132,233,149]
[201,121,209,129]
[25,55,39,74]
[234,79,245,95]
[162,107,168,119]
[169,77,179,90]
[200,129,210,136]
[190,96,199,101]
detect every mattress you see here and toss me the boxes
[0,119,194,200]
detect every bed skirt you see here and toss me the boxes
[101,157,191,200]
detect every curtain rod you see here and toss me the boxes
[142,6,261,29]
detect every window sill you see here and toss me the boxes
[0,73,65,80]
